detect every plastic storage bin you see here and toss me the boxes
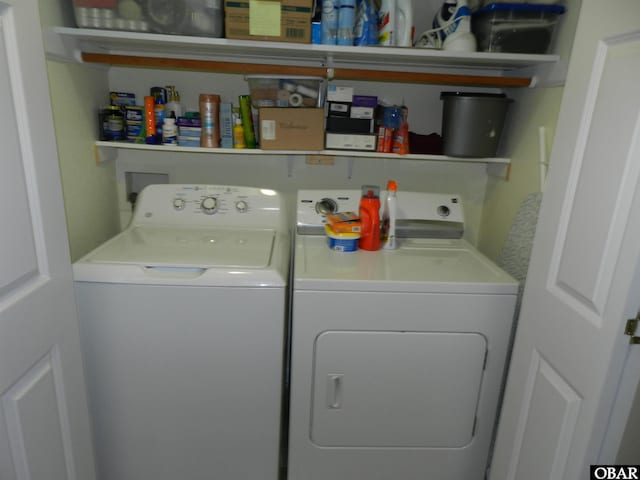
[440,92,512,158]
[72,0,223,37]
[472,2,565,54]
[245,75,325,108]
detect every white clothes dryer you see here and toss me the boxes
[288,189,518,480]
[73,184,289,480]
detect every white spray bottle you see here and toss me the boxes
[378,0,413,47]
[395,0,413,47]
[381,180,398,250]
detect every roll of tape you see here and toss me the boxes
[289,93,304,107]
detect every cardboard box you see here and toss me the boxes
[224,0,313,43]
[259,108,324,150]
[325,211,362,233]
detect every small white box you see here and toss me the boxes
[350,106,375,119]
[327,86,354,103]
[325,132,377,151]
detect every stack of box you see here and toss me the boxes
[177,117,202,147]
[325,86,377,151]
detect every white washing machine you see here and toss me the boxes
[73,184,289,480]
[288,189,518,480]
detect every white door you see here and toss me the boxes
[490,2,640,479]
[0,1,96,479]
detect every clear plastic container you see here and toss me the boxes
[72,0,223,37]
[471,2,565,54]
[245,75,325,108]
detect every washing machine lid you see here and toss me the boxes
[294,235,518,294]
[73,225,287,287]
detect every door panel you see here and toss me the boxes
[512,351,581,480]
[0,5,38,294]
[0,1,96,479]
[3,348,72,480]
[554,35,640,318]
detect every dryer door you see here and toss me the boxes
[311,330,487,448]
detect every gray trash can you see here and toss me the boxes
[440,92,513,157]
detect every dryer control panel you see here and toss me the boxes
[296,189,465,237]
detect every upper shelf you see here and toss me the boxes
[46,27,563,88]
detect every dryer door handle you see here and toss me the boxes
[327,374,343,409]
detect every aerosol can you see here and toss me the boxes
[415,0,476,52]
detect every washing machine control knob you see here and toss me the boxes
[315,198,338,215]
[235,200,248,213]
[200,196,218,215]
[172,198,186,211]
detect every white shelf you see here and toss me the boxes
[94,141,510,164]
[48,27,560,82]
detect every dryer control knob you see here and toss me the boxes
[315,198,338,215]
[200,196,218,215]
[172,198,186,211]
[235,200,248,213]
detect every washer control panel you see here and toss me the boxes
[132,184,284,229]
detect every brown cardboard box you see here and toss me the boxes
[224,0,313,43]
[259,108,324,150]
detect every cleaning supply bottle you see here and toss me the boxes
[381,180,398,250]
[395,0,413,47]
[321,0,338,44]
[162,117,177,144]
[165,86,183,119]
[377,0,396,46]
[337,0,356,45]
[199,93,221,148]
[233,116,246,148]
[144,95,157,144]
[358,185,381,251]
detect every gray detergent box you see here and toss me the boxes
[440,92,512,157]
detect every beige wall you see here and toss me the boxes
[39,0,120,260]
[476,0,581,261]
[46,61,120,261]
[477,86,563,260]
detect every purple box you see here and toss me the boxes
[352,95,378,108]
[177,116,202,127]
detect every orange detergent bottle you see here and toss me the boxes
[358,185,381,251]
